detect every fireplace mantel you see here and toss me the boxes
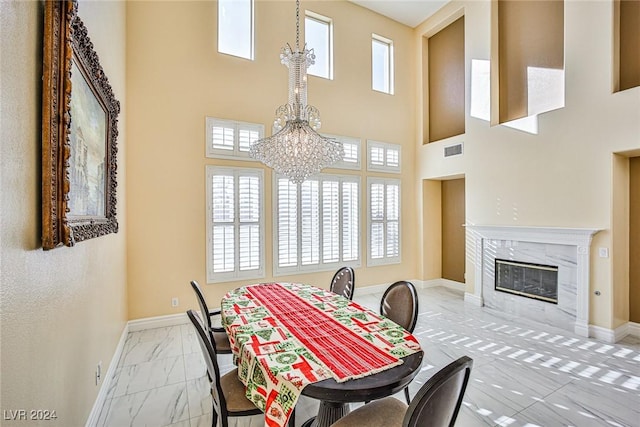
[466,225,600,337]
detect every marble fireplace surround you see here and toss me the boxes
[466,225,600,337]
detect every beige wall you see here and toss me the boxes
[442,178,465,283]
[126,0,417,319]
[416,1,640,329]
[630,157,640,322]
[0,1,127,425]
[428,16,465,143]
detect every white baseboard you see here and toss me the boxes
[357,279,466,295]
[628,322,640,338]
[588,322,638,343]
[438,278,466,292]
[464,292,483,306]
[128,312,189,332]
[85,322,129,427]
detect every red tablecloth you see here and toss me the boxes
[221,283,421,427]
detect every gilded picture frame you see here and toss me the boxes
[42,0,120,249]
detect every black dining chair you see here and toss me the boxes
[380,280,419,403]
[330,356,473,427]
[330,266,355,300]
[187,310,263,427]
[190,280,232,354]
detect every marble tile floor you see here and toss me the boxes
[96,286,640,427]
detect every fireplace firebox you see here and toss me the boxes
[495,259,558,304]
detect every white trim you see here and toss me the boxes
[206,166,266,284]
[467,225,600,337]
[439,278,466,292]
[366,140,401,173]
[628,322,640,338]
[589,325,618,343]
[367,177,402,267]
[464,292,483,306]
[205,116,264,160]
[273,173,362,276]
[588,322,639,343]
[420,279,442,288]
[85,322,130,427]
[305,10,334,80]
[323,134,361,170]
[127,313,189,332]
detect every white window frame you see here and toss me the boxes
[367,140,401,173]
[323,134,361,170]
[305,11,333,80]
[206,166,265,283]
[372,33,394,94]
[273,173,361,276]
[367,177,401,267]
[205,117,264,160]
[217,0,254,60]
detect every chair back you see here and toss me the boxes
[187,309,228,422]
[380,280,418,332]
[190,280,215,340]
[402,356,473,427]
[330,266,355,300]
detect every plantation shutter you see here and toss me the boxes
[278,178,298,267]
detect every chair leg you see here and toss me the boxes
[288,408,295,427]
[404,387,411,404]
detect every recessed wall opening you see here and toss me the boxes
[495,259,558,304]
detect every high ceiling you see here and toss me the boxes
[349,0,449,28]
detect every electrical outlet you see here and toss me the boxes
[96,361,102,385]
[171,297,179,307]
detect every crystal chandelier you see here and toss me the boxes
[249,0,343,184]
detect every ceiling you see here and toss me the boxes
[349,0,449,28]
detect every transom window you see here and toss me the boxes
[372,34,394,94]
[274,174,360,275]
[305,11,333,79]
[367,140,401,173]
[218,0,254,60]
[205,117,264,160]
[206,166,264,283]
[323,134,361,170]
[368,178,401,266]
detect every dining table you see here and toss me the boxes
[220,282,423,427]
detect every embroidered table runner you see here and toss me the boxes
[221,282,421,427]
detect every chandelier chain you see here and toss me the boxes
[295,0,300,49]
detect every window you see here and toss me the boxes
[206,166,264,283]
[367,140,401,173]
[305,11,333,79]
[274,174,360,275]
[205,117,264,160]
[218,0,254,60]
[372,34,394,94]
[323,134,361,170]
[368,178,401,266]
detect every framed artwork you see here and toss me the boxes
[42,0,120,249]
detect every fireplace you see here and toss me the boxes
[495,259,558,304]
[466,225,599,337]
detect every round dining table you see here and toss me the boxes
[300,351,424,427]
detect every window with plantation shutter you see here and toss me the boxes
[367,140,401,173]
[323,134,361,170]
[368,177,401,266]
[206,166,264,283]
[274,174,360,275]
[206,117,264,160]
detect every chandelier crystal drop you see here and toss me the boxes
[249,0,343,184]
